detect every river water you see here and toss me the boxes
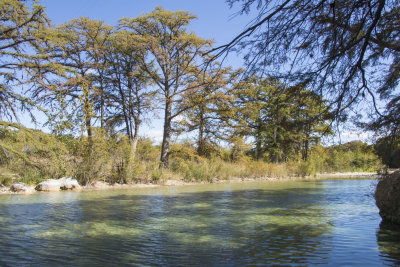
[0,178,399,266]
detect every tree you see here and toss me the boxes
[285,85,333,160]
[106,29,154,160]
[213,0,399,120]
[233,77,332,162]
[234,78,292,162]
[120,7,212,167]
[0,0,47,120]
[176,61,234,157]
[374,135,400,168]
[31,17,112,139]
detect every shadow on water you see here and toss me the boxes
[377,221,400,265]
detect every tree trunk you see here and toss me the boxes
[160,99,172,168]
[86,116,92,138]
[130,121,139,162]
[255,119,262,160]
[273,126,279,164]
[303,139,309,161]
[100,78,105,129]
[197,107,205,156]
[85,103,93,186]
[84,97,92,140]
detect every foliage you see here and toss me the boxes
[119,6,213,167]
[232,77,333,163]
[176,61,237,157]
[0,0,48,120]
[309,141,381,173]
[0,121,382,186]
[0,121,71,184]
[374,135,400,168]
[31,17,113,138]
[215,0,399,121]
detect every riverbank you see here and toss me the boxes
[0,171,379,195]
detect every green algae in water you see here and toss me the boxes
[0,179,399,266]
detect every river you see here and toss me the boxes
[0,178,399,266]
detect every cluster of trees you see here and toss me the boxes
[1,1,335,171]
[214,0,400,169]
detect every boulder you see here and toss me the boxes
[375,171,400,224]
[59,177,81,190]
[35,177,81,192]
[10,182,29,193]
[35,179,62,192]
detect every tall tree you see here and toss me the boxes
[177,62,234,157]
[31,17,112,139]
[106,29,154,160]
[234,78,290,162]
[120,7,212,167]
[0,0,47,120]
[234,77,332,162]
[213,0,399,120]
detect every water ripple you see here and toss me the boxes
[0,179,398,266]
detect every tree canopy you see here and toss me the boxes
[0,0,47,120]
[213,0,399,124]
[119,7,213,167]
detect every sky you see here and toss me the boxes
[21,0,371,144]
[39,0,250,50]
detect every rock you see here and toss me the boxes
[10,183,29,192]
[35,179,62,192]
[375,171,400,224]
[35,177,81,191]
[58,177,81,190]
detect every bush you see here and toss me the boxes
[0,122,382,187]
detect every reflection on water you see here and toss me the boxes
[0,179,399,266]
[377,221,400,265]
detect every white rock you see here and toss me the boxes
[35,179,62,192]
[58,177,81,190]
[35,177,81,192]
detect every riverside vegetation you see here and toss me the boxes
[0,121,381,187]
[0,1,391,188]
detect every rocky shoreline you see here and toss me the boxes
[375,170,400,224]
[0,172,379,195]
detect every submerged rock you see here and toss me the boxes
[35,177,81,192]
[10,182,30,193]
[375,171,400,224]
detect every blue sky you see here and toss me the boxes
[40,0,249,49]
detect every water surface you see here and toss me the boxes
[0,178,399,266]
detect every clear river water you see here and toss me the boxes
[0,178,400,266]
